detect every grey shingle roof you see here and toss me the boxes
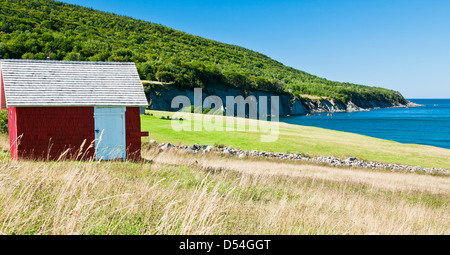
[0,59,148,107]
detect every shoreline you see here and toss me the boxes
[281,100,423,117]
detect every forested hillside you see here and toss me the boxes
[0,0,407,104]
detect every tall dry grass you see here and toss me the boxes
[0,134,9,154]
[0,159,231,235]
[143,148,450,235]
[0,137,448,234]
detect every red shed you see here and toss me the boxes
[0,59,149,161]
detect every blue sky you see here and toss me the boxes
[60,0,450,98]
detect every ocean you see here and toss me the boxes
[279,99,450,149]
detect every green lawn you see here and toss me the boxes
[141,110,450,169]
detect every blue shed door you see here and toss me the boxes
[94,107,126,161]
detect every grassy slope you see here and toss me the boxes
[141,111,450,169]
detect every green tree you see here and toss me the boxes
[63,52,83,61]
[156,71,174,83]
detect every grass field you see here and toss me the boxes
[0,112,448,235]
[0,146,448,235]
[141,110,450,169]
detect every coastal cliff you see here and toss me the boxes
[145,84,414,116]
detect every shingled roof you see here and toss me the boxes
[0,59,148,107]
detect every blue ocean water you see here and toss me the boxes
[279,99,450,149]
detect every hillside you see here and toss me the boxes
[0,0,408,108]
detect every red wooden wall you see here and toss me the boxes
[125,107,147,161]
[1,71,5,110]
[10,107,96,160]
[8,106,146,161]
[8,107,18,160]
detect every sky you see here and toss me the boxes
[60,0,450,98]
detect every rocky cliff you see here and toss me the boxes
[145,85,413,116]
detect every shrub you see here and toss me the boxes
[0,110,8,133]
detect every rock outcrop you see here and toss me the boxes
[145,85,413,117]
